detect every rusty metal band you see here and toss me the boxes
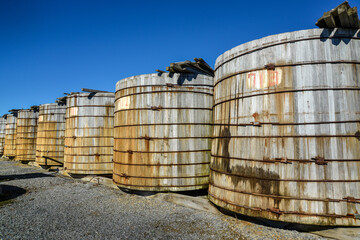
[39,113,66,116]
[65,145,112,148]
[213,87,360,108]
[37,137,64,139]
[37,130,64,133]
[66,115,113,119]
[65,169,112,172]
[16,125,37,127]
[16,131,37,134]
[38,121,65,124]
[114,149,210,154]
[113,161,210,166]
[214,35,360,71]
[16,154,35,156]
[208,192,356,219]
[64,136,113,139]
[210,167,360,182]
[212,134,357,138]
[66,105,114,108]
[114,136,211,140]
[114,182,209,188]
[213,120,360,126]
[65,127,113,130]
[114,107,213,113]
[64,161,113,164]
[116,84,214,92]
[211,154,360,163]
[114,123,212,128]
[36,150,63,153]
[36,144,64,146]
[209,182,360,203]
[113,172,208,179]
[64,153,113,156]
[67,94,114,98]
[115,90,213,101]
[214,61,360,87]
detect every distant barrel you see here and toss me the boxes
[64,92,115,175]
[15,109,38,162]
[35,103,66,167]
[209,28,360,226]
[0,117,6,156]
[3,114,17,159]
[113,73,213,191]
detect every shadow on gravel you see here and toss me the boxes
[118,188,208,197]
[0,185,27,206]
[0,173,54,182]
[217,207,336,232]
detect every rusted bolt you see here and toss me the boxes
[72,136,76,139]
[312,156,327,165]
[94,153,100,157]
[127,150,133,154]
[265,63,276,70]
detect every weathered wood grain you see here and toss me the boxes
[210,28,360,226]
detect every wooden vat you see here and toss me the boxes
[35,103,66,166]
[0,117,6,156]
[15,109,38,162]
[113,73,213,191]
[3,114,17,158]
[209,28,360,226]
[64,92,114,175]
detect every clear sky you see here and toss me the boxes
[0,0,358,114]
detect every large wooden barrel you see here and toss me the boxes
[64,92,114,175]
[209,28,360,226]
[36,103,66,166]
[4,114,17,158]
[0,117,6,156]
[15,109,38,162]
[113,73,213,191]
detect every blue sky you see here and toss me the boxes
[0,0,357,114]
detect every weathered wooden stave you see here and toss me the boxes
[64,92,114,175]
[113,73,213,191]
[35,103,66,166]
[0,117,6,155]
[15,110,38,162]
[3,115,17,158]
[210,28,360,226]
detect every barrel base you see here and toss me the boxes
[65,172,112,179]
[115,182,208,192]
[208,193,360,227]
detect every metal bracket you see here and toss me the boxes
[343,196,358,203]
[151,106,162,111]
[251,121,262,126]
[268,207,282,215]
[312,156,327,165]
[280,157,291,164]
[166,83,175,88]
[142,136,152,141]
[120,173,130,179]
[265,63,276,70]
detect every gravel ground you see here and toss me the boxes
[0,160,326,240]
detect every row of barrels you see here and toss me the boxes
[0,28,359,226]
